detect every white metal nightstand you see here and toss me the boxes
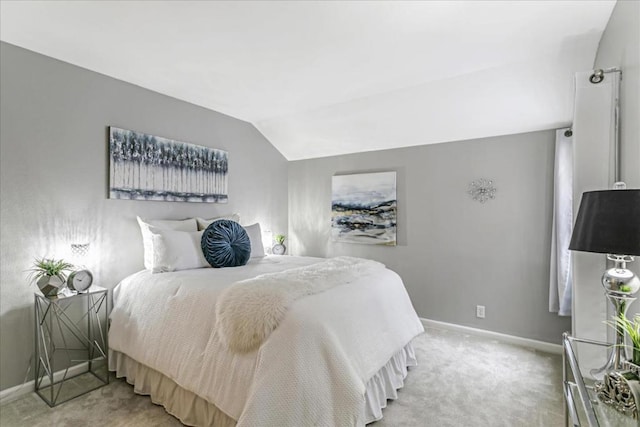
[34,286,109,406]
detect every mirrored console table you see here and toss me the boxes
[562,332,637,426]
[34,286,109,406]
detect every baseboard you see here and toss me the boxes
[2,322,561,404]
[420,318,562,355]
[0,362,89,405]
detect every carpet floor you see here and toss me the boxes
[0,327,565,426]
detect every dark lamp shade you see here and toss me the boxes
[568,189,640,256]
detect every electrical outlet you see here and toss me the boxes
[476,305,485,318]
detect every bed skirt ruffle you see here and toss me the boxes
[109,341,416,426]
[109,351,236,427]
[363,342,417,423]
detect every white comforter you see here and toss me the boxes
[109,256,424,426]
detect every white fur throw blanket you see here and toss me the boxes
[216,256,384,353]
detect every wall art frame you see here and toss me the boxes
[331,171,397,246]
[109,127,228,203]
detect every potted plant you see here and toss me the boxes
[272,234,287,255]
[28,257,74,297]
[606,313,640,365]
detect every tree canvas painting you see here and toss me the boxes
[331,172,397,245]
[109,127,228,203]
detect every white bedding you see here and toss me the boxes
[109,255,424,426]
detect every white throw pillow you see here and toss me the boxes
[137,217,198,270]
[196,213,241,231]
[243,223,265,258]
[149,227,208,273]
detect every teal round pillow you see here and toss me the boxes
[201,220,251,268]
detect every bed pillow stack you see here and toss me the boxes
[137,214,266,273]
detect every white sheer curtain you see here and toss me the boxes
[549,128,573,316]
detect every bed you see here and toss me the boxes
[108,254,424,426]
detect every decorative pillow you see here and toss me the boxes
[149,227,208,273]
[243,223,266,258]
[137,217,198,270]
[201,220,251,268]
[196,213,241,231]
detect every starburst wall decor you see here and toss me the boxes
[468,178,496,203]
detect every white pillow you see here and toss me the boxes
[149,227,208,273]
[196,213,241,231]
[243,223,265,258]
[137,216,198,270]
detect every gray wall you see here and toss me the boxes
[289,131,572,344]
[572,0,640,344]
[595,0,639,189]
[0,42,289,391]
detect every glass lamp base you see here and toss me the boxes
[590,292,637,380]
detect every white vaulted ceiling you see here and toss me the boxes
[0,1,616,160]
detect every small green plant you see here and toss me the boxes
[274,234,286,245]
[605,313,640,364]
[27,257,74,284]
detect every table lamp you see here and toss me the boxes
[569,186,640,372]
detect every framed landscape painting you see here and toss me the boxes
[331,171,397,246]
[109,127,228,203]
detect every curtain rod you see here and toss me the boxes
[590,67,621,84]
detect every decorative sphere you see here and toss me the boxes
[602,267,640,296]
